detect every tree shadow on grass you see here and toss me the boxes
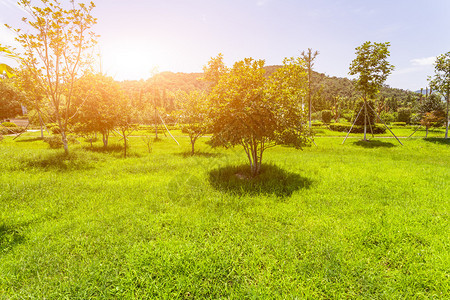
[0,224,25,253]
[16,137,44,143]
[209,164,313,197]
[423,138,450,145]
[353,140,396,148]
[22,151,96,171]
[176,151,222,158]
[82,143,124,153]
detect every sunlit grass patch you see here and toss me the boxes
[0,132,448,298]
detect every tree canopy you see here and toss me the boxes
[209,57,311,176]
[429,51,450,138]
[7,0,98,154]
[349,41,395,100]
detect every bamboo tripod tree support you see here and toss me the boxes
[342,101,403,145]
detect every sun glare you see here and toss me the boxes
[100,44,162,81]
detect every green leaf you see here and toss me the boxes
[0,64,16,78]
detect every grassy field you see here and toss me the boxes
[0,130,449,298]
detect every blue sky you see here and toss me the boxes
[1,0,449,90]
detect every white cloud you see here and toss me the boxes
[410,56,436,66]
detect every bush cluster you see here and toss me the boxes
[329,123,386,134]
[321,110,332,124]
[46,123,62,134]
[0,127,25,135]
[43,135,79,149]
[1,122,17,127]
[397,108,411,124]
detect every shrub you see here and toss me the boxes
[341,111,353,122]
[380,112,395,124]
[329,123,386,134]
[321,110,332,124]
[391,122,406,127]
[0,127,25,135]
[397,108,411,124]
[44,136,63,148]
[311,111,321,121]
[1,122,17,127]
[46,123,62,134]
[352,100,376,125]
[311,121,323,127]
[43,135,79,149]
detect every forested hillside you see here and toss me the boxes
[116,66,421,118]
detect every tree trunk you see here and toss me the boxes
[122,130,127,158]
[154,108,158,139]
[38,111,44,138]
[308,65,312,128]
[445,92,449,139]
[102,131,108,148]
[190,136,195,155]
[61,130,69,155]
[363,100,367,141]
[425,126,429,138]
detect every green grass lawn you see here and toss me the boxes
[0,132,449,298]
[312,124,446,138]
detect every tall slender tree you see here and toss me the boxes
[301,48,319,128]
[429,51,450,138]
[7,0,97,154]
[349,41,394,141]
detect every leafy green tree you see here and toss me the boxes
[72,73,124,148]
[0,79,24,120]
[429,51,450,138]
[418,94,444,115]
[175,90,209,155]
[421,111,445,137]
[202,53,227,88]
[397,107,411,124]
[209,57,311,176]
[116,99,138,158]
[7,0,97,154]
[16,68,50,137]
[349,41,394,140]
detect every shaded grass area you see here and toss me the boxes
[209,164,312,197]
[424,137,450,145]
[353,139,397,148]
[0,133,449,298]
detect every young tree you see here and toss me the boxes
[0,79,24,120]
[349,41,395,141]
[16,68,49,138]
[209,57,311,176]
[421,111,445,137]
[175,90,209,155]
[301,48,319,128]
[7,0,97,154]
[72,73,123,148]
[429,51,450,138]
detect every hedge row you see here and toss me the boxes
[329,123,386,134]
[0,127,26,135]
